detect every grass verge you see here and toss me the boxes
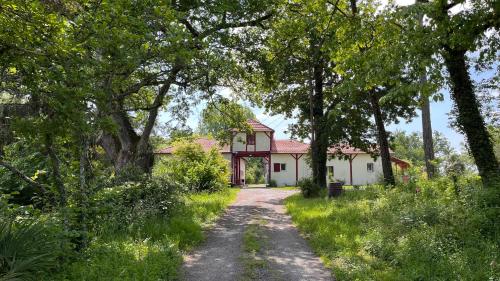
[285,182,500,281]
[240,219,271,281]
[47,188,239,281]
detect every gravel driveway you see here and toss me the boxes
[180,188,334,281]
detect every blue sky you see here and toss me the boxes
[159,64,497,152]
[157,0,498,152]
[159,88,463,149]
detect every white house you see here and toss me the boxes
[156,119,409,186]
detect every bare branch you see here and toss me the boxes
[200,13,273,38]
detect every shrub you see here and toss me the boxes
[298,178,321,198]
[0,218,59,280]
[286,177,500,280]
[267,179,277,187]
[154,140,230,192]
[89,177,181,236]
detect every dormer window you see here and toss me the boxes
[247,133,256,145]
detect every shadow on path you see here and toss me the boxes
[180,188,334,281]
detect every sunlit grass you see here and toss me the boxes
[285,188,401,280]
[47,188,239,280]
[285,182,500,281]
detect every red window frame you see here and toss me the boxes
[273,163,281,172]
[247,133,256,145]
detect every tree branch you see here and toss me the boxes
[0,159,48,193]
[180,18,200,37]
[138,63,183,146]
[199,13,273,38]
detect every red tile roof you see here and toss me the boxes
[271,139,309,153]
[231,119,274,132]
[156,137,230,154]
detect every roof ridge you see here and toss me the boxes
[246,119,274,132]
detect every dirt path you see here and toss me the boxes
[181,188,334,281]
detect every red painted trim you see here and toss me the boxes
[294,154,299,185]
[230,154,234,184]
[234,151,270,157]
[268,153,272,183]
[273,163,281,172]
[349,157,353,186]
[270,132,273,152]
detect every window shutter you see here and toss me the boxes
[273,163,281,172]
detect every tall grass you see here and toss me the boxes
[45,188,239,281]
[285,179,499,280]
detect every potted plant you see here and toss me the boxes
[328,179,344,198]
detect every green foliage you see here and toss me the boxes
[286,178,500,280]
[46,188,239,280]
[245,158,265,184]
[154,140,230,192]
[390,130,476,176]
[488,125,500,161]
[267,179,277,188]
[89,177,181,237]
[198,99,255,143]
[0,141,49,205]
[298,178,322,198]
[0,217,59,281]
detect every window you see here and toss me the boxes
[281,163,286,171]
[273,163,281,172]
[246,133,256,145]
[367,163,374,173]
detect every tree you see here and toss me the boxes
[72,0,275,175]
[241,0,359,188]
[323,0,423,186]
[197,99,255,143]
[391,130,455,172]
[393,0,500,186]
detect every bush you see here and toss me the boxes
[0,217,59,280]
[286,177,500,280]
[298,178,321,198]
[89,177,181,236]
[154,140,230,192]
[45,188,239,281]
[267,179,277,187]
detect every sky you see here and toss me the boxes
[158,0,498,152]
[158,84,476,151]
[159,64,498,152]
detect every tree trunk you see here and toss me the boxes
[417,9,435,179]
[443,47,500,186]
[98,66,181,175]
[370,94,395,186]
[309,42,328,188]
[421,75,435,179]
[45,135,69,231]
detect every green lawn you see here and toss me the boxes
[47,188,239,281]
[285,183,500,281]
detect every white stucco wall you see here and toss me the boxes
[232,132,271,152]
[270,154,310,186]
[325,154,382,185]
[255,132,271,151]
[268,153,382,186]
